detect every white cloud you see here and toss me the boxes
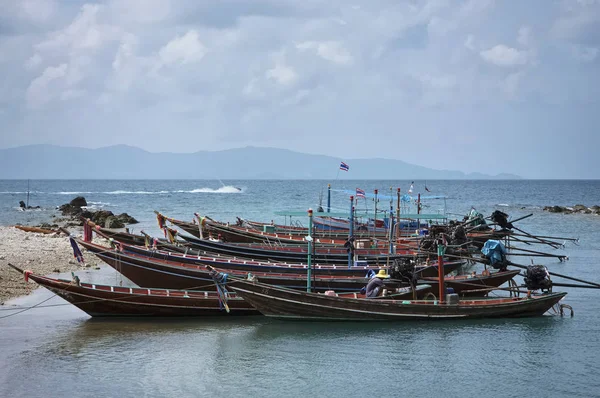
[296,41,353,65]
[25,53,42,69]
[158,30,206,67]
[35,4,117,52]
[17,0,56,23]
[266,57,298,86]
[517,26,532,47]
[26,63,68,107]
[480,45,528,67]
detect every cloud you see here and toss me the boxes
[296,41,353,65]
[480,45,528,67]
[0,0,599,178]
[265,52,298,85]
[517,26,532,47]
[157,30,206,67]
[26,63,67,107]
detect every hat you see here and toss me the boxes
[375,269,390,279]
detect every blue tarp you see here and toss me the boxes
[481,240,507,265]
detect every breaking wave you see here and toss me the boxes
[178,186,243,194]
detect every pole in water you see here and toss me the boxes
[26,179,30,209]
[373,189,378,241]
[327,184,331,213]
[307,208,313,293]
[348,195,354,269]
[437,244,445,303]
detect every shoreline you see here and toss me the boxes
[0,226,84,304]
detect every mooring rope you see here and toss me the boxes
[0,294,57,319]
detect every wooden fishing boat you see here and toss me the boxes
[76,240,506,296]
[157,212,413,246]
[227,277,567,321]
[85,238,462,278]
[7,264,257,317]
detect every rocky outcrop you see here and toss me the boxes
[104,215,125,229]
[57,197,138,227]
[543,205,600,215]
[69,196,87,207]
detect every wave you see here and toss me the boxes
[1,191,44,194]
[497,203,510,207]
[3,187,243,196]
[179,186,243,194]
[104,190,170,195]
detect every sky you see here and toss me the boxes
[0,0,598,178]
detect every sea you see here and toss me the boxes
[1,179,599,398]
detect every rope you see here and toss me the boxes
[0,294,57,319]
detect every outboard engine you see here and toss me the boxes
[490,210,514,229]
[389,257,416,283]
[524,265,552,291]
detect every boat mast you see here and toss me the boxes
[327,184,331,213]
[438,244,446,303]
[348,195,354,269]
[373,189,378,241]
[306,208,313,292]
[396,188,401,241]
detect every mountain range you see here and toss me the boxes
[0,145,521,179]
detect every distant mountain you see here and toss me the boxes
[0,145,521,179]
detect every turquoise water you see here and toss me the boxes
[1,179,599,397]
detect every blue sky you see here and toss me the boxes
[0,0,598,178]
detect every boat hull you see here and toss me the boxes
[229,279,567,321]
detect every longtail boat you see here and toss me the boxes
[76,240,510,296]
[7,264,256,317]
[83,238,462,278]
[227,277,567,321]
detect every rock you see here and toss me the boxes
[59,203,83,216]
[544,206,566,213]
[80,210,93,219]
[68,260,76,265]
[91,210,114,226]
[52,268,60,273]
[70,196,87,207]
[19,201,26,209]
[104,215,125,229]
[117,213,139,225]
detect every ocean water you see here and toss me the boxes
[1,179,600,397]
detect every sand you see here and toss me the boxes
[0,226,85,304]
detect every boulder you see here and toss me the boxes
[91,210,114,226]
[70,196,87,207]
[544,206,566,213]
[19,201,26,209]
[59,203,83,216]
[104,215,125,229]
[117,213,139,225]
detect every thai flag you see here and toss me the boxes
[339,162,349,171]
[356,188,366,198]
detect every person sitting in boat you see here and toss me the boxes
[365,269,390,298]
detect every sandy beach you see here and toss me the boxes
[0,226,85,304]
